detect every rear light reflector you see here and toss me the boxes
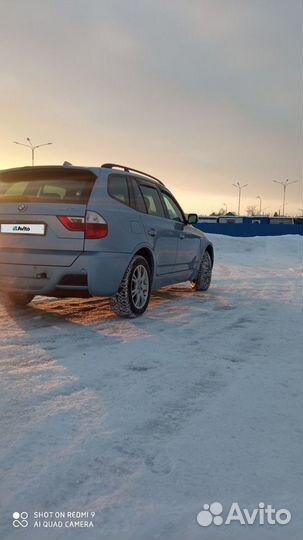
[57,216,85,231]
[57,211,108,239]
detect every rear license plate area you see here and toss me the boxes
[0,223,46,235]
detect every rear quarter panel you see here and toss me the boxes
[85,170,147,254]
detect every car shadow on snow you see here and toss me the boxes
[1,280,246,345]
[1,273,278,359]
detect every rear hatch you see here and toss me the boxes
[0,166,96,266]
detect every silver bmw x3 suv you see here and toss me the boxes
[0,163,213,317]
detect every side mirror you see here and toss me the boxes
[187,213,198,224]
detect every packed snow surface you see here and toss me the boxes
[0,234,302,540]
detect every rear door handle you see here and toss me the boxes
[148,228,156,237]
[180,233,185,239]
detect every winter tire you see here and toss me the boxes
[1,292,34,307]
[110,255,151,318]
[191,250,212,291]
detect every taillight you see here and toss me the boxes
[57,211,108,239]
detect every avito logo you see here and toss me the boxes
[14,226,30,232]
[197,502,291,527]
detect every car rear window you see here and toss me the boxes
[0,167,96,204]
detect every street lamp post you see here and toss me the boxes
[13,137,53,166]
[273,179,297,216]
[256,195,262,214]
[232,182,248,215]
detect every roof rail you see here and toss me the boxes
[101,163,165,185]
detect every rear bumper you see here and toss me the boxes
[0,252,131,297]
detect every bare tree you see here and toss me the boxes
[246,205,258,216]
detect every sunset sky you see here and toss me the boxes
[0,0,301,215]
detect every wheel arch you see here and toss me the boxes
[205,243,214,267]
[134,247,155,278]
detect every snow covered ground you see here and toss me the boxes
[0,234,302,540]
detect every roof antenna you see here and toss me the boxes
[63,161,73,167]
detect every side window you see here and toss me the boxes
[161,191,184,222]
[108,175,130,206]
[131,178,147,213]
[139,184,165,218]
